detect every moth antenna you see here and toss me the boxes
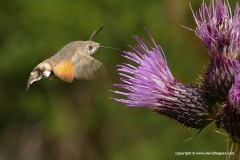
[89,27,103,41]
[100,46,122,52]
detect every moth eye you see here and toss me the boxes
[89,45,93,50]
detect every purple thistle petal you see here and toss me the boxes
[191,0,240,59]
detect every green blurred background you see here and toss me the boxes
[0,0,234,160]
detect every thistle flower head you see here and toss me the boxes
[216,66,240,143]
[191,0,240,103]
[203,58,238,103]
[228,65,240,110]
[191,0,240,59]
[112,30,212,129]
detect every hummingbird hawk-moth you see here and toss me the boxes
[26,27,106,90]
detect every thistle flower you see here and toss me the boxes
[214,66,240,159]
[112,0,240,158]
[112,31,212,129]
[191,0,240,103]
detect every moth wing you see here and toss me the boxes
[73,53,106,80]
[53,59,74,83]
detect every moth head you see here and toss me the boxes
[75,41,100,55]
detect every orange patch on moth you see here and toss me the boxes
[53,60,74,82]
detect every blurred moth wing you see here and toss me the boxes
[72,52,106,80]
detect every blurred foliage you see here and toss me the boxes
[0,0,235,160]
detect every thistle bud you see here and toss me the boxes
[216,66,240,143]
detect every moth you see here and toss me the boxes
[26,27,106,90]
